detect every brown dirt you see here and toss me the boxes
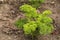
[0,0,60,40]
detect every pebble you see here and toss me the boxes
[51,1,55,4]
[0,0,3,1]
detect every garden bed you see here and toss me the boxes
[0,0,60,40]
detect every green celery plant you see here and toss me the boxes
[15,4,54,40]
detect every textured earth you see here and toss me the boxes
[0,0,60,40]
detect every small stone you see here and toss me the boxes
[0,0,3,1]
[51,1,55,4]
[0,0,3,4]
[0,14,2,16]
[8,37,11,40]
[14,36,17,38]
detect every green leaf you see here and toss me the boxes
[39,23,54,35]
[42,17,53,23]
[23,21,37,34]
[42,10,52,16]
[20,4,37,13]
[29,0,45,3]
[29,0,45,8]
[20,4,38,18]
[15,18,28,28]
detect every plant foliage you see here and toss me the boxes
[29,0,45,3]
[15,4,54,35]
[23,21,37,34]
[15,18,28,28]
[28,0,45,8]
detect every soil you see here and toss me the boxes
[0,0,60,40]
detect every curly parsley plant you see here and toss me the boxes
[15,4,54,36]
